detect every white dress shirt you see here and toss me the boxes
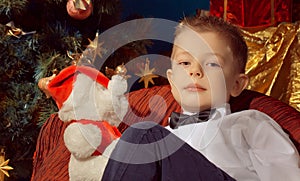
[166,103,300,181]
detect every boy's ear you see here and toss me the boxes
[166,69,173,84]
[230,74,249,97]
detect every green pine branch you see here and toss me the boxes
[0,0,28,19]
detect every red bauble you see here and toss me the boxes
[66,0,93,20]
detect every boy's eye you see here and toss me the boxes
[179,61,190,65]
[178,61,191,67]
[205,62,221,68]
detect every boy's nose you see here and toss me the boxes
[189,66,203,78]
[190,72,202,77]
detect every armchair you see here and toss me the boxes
[31,85,300,180]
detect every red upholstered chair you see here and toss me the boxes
[31,85,300,181]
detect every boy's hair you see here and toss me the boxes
[175,15,248,73]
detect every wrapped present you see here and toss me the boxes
[210,0,292,28]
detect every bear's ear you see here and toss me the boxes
[230,73,249,97]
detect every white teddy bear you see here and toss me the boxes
[43,65,128,181]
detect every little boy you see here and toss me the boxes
[102,16,300,180]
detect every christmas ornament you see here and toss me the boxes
[105,63,131,79]
[86,31,102,51]
[0,148,13,179]
[80,32,106,64]
[135,58,159,88]
[66,0,93,20]
[5,21,36,38]
[67,51,82,65]
[0,160,13,178]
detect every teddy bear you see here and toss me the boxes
[39,64,128,181]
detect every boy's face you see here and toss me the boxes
[167,28,248,112]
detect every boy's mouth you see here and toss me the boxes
[184,83,206,92]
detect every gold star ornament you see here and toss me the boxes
[135,58,159,88]
[81,32,106,64]
[0,159,13,177]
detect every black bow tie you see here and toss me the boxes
[169,110,215,129]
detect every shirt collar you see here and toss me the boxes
[182,103,231,118]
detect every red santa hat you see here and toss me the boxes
[47,65,110,109]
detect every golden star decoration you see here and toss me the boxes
[86,33,105,59]
[0,159,13,177]
[135,58,159,88]
[80,32,105,64]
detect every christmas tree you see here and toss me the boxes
[0,0,147,180]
